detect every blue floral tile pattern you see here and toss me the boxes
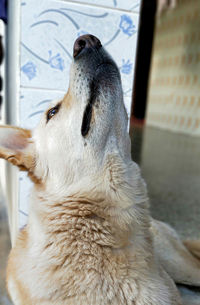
[21,1,139,96]
[119,15,136,37]
[120,59,133,75]
[48,50,65,71]
[21,61,37,80]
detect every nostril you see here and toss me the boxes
[73,34,102,58]
[73,38,86,58]
[73,39,86,57]
[78,39,86,49]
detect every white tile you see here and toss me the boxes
[19,209,28,229]
[18,171,30,228]
[60,0,141,12]
[20,0,139,114]
[18,162,29,228]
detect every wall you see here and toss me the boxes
[146,0,200,136]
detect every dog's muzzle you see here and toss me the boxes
[71,35,123,137]
[72,34,119,87]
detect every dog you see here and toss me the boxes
[0,34,200,305]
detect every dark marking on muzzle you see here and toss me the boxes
[81,80,98,137]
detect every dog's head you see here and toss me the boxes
[0,35,143,204]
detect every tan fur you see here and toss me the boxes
[0,125,42,185]
[0,125,32,136]
[150,220,200,286]
[184,240,200,260]
[6,186,181,305]
[0,125,32,168]
[62,89,73,109]
[1,35,199,304]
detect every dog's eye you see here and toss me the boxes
[47,104,60,123]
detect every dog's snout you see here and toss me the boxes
[73,34,102,58]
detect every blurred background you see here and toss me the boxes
[0,0,200,304]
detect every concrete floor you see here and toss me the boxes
[0,126,200,304]
[131,126,200,239]
[130,126,200,305]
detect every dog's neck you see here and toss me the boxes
[28,187,151,256]
[27,156,152,257]
[24,185,154,295]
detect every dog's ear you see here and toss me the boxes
[0,125,34,171]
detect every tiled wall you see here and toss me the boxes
[17,0,141,227]
[146,0,200,136]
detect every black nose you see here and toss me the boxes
[73,34,102,58]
